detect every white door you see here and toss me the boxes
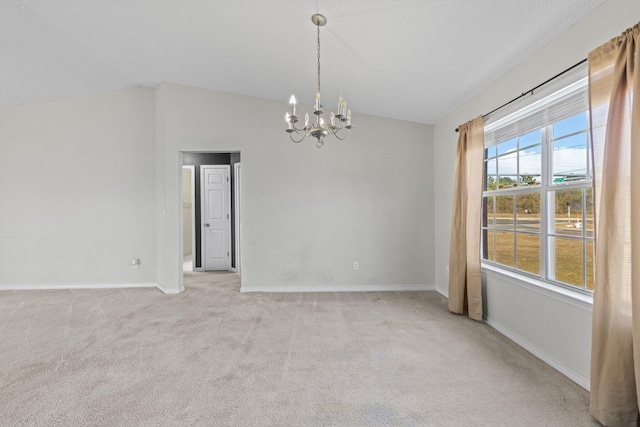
[201,165,231,271]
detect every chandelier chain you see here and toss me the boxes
[316,23,321,95]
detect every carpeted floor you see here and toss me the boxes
[1,272,597,426]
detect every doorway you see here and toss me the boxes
[180,152,241,275]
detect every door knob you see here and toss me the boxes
[204,223,210,227]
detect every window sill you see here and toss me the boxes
[481,263,593,312]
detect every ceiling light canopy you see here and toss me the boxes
[285,14,353,148]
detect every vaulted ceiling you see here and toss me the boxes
[1,0,606,124]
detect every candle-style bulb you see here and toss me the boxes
[304,113,309,127]
[330,112,335,127]
[289,95,296,117]
[316,92,321,100]
[347,109,352,126]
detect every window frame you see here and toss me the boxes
[481,70,594,296]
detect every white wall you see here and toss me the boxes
[156,83,435,293]
[0,82,434,294]
[433,0,640,388]
[0,87,157,288]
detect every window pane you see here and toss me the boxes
[552,132,587,184]
[485,158,497,191]
[553,112,587,139]
[518,144,541,186]
[486,145,497,159]
[483,229,495,262]
[484,196,495,228]
[498,174,518,189]
[516,233,540,275]
[585,188,594,238]
[496,231,514,267]
[497,151,517,188]
[586,240,594,291]
[497,138,517,156]
[552,237,584,288]
[495,195,514,230]
[516,193,540,231]
[520,129,541,148]
[552,189,583,237]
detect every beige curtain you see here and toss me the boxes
[448,116,484,321]
[589,22,640,426]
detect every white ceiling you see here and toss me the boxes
[1,0,606,125]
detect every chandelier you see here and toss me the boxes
[285,13,353,148]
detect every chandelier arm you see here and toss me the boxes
[327,122,344,134]
[291,123,307,133]
[289,132,306,143]
[330,127,351,141]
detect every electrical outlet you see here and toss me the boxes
[445,266,449,276]
[131,258,140,269]
[353,261,359,270]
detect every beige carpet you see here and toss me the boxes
[1,272,596,426]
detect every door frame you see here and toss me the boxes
[182,165,197,271]
[200,165,232,271]
[232,162,242,273]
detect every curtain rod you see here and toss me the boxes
[454,58,588,132]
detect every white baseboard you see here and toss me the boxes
[485,317,590,391]
[0,282,187,296]
[240,284,435,293]
[0,282,158,292]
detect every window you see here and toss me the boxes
[482,71,594,292]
